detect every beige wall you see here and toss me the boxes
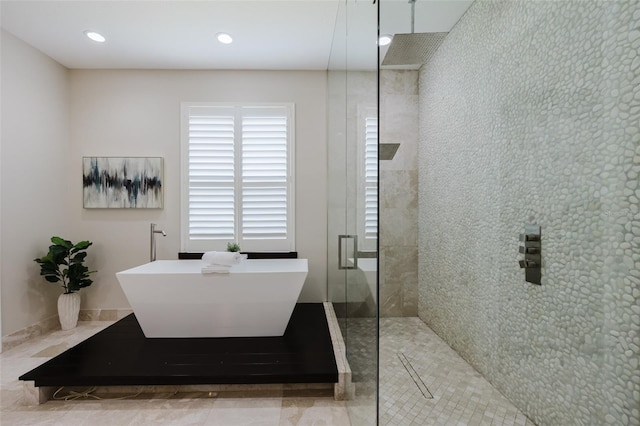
[1,30,71,336]
[69,69,328,310]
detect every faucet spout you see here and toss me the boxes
[150,223,167,262]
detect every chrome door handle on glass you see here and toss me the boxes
[338,234,358,270]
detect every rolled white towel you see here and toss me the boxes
[201,251,243,267]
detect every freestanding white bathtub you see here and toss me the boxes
[116,259,308,338]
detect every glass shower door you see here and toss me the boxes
[327,1,378,424]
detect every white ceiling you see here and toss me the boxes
[0,0,472,70]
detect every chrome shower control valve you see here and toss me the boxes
[518,224,541,285]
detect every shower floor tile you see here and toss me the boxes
[380,317,537,426]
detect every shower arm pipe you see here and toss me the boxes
[410,0,416,33]
[150,223,166,262]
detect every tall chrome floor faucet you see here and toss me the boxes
[150,223,166,262]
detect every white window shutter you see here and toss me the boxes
[181,104,294,252]
[188,187,235,240]
[242,113,289,240]
[187,112,236,241]
[364,116,378,240]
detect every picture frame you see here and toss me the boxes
[82,157,164,209]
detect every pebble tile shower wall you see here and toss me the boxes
[417,1,640,425]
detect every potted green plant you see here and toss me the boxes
[34,237,96,330]
[226,242,241,252]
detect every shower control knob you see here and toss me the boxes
[519,246,540,254]
[519,259,538,269]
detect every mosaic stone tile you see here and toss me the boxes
[379,318,536,426]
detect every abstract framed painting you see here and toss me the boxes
[82,157,163,209]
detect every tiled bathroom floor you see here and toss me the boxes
[0,321,350,426]
[379,317,536,426]
[2,317,536,425]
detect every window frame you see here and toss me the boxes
[180,102,296,253]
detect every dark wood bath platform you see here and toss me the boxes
[20,303,349,403]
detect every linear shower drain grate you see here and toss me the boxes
[397,352,434,399]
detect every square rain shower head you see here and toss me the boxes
[379,143,400,161]
[381,32,448,67]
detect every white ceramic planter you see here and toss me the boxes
[58,292,81,330]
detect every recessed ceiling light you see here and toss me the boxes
[84,31,106,43]
[378,34,392,46]
[216,33,233,44]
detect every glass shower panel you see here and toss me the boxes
[327,0,348,323]
[327,1,379,425]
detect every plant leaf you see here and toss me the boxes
[70,240,92,254]
[51,236,72,249]
[70,252,87,263]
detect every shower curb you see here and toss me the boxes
[323,302,355,401]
